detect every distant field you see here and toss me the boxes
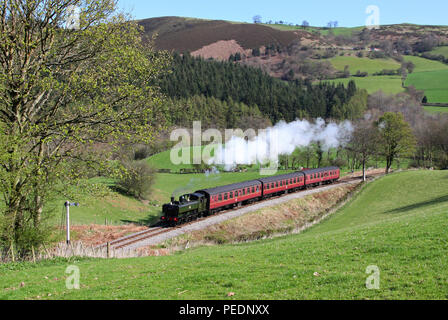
[326,76,404,95]
[406,69,448,103]
[403,55,448,72]
[329,56,400,75]
[326,56,448,102]
[3,170,448,299]
[424,106,448,114]
[430,46,448,58]
[263,24,363,37]
[147,146,208,171]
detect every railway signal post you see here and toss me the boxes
[65,201,80,245]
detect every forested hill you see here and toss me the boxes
[159,53,366,123]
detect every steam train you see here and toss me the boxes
[161,166,340,226]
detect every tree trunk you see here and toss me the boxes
[362,159,366,182]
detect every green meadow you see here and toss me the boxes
[329,56,400,75]
[327,76,404,95]
[424,106,448,114]
[406,69,448,103]
[430,46,448,59]
[2,170,448,299]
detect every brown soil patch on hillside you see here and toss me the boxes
[191,40,251,61]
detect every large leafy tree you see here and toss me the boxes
[0,0,170,255]
[377,112,416,174]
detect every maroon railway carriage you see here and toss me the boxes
[258,172,306,198]
[196,180,262,214]
[163,166,341,226]
[303,166,340,187]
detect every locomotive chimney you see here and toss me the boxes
[171,196,175,204]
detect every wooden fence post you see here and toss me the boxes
[107,242,111,259]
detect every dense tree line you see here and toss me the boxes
[163,95,267,129]
[158,53,362,123]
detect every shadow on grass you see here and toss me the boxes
[385,195,448,214]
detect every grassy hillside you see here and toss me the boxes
[402,56,448,103]
[2,170,448,299]
[424,106,448,114]
[329,56,401,74]
[326,55,448,101]
[430,46,448,58]
[138,17,306,52]
[404,56,448,72]
[406,69,448,103]
[327,76,404,94]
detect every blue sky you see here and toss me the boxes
[118,0,447,27]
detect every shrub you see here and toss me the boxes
[133,145,152,161]
[117,161,156,200]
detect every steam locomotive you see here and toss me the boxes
[162,166,340,226]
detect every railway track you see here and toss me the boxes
[98,175,369,250]
[97,227,170,250]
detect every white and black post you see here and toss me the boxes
[65,201,80,245]
[65,201,71,245]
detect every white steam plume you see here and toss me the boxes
[209,118,353,170]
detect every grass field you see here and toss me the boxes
[326,76,404,94]
[329,56,401,75]
[403,56,448,73]
[430,46,448,59]
[406,69,448,103]
[424,106,448,114]
[402,56,448,103]
[326,56,448,102]
[2,170,448,299]
[264,24,363,37]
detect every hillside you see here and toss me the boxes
[142,17,448,107]
[139,16,313,54]
[2,170,447,299]
[140,17,448,57]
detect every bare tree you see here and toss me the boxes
[346,120,380,181]
[253,15,262,24]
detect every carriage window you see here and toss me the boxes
[224,193,228,200]
[219,194,222,201]
[251,187,255,193]
[230,192,233,199]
